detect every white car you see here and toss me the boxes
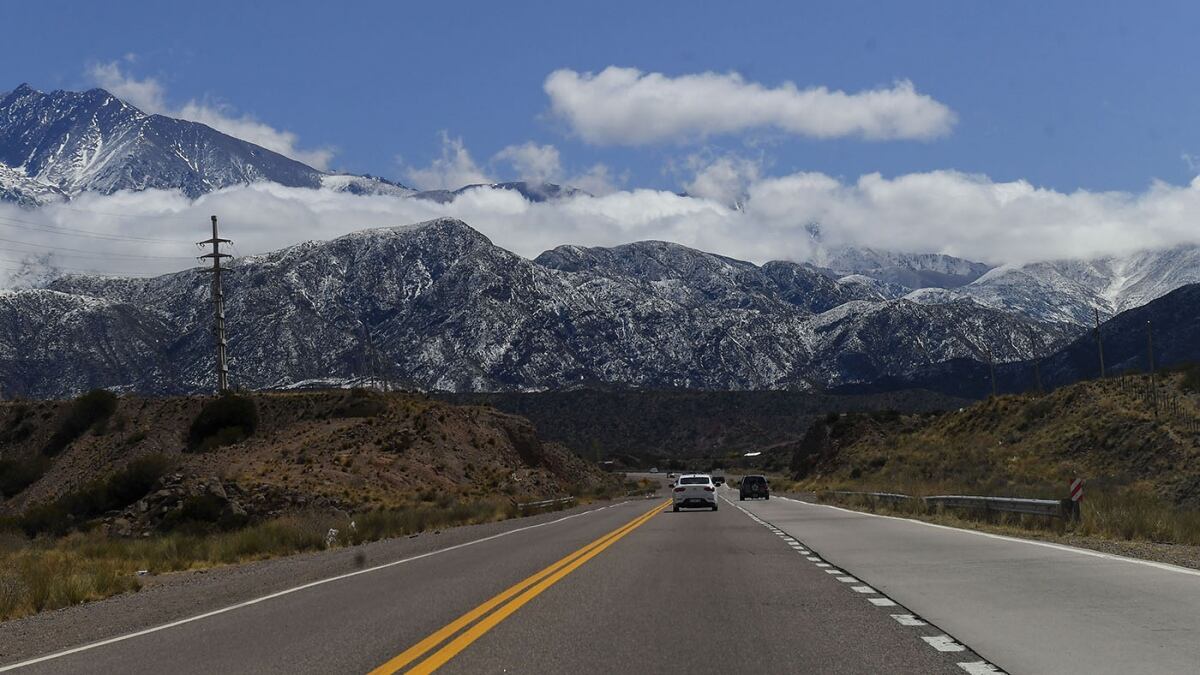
[672,474,718,512]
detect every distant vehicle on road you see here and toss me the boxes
[712,475,726,486]
[649,467,658,473]
[673,474,718,512]
[739,475,769,501]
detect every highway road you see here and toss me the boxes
[744,490,1200,674]
[2,481,1198,674]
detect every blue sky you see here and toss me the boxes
[7,0,1200,193]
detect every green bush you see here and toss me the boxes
[332,390,387,418]
[0,457,49,498]
[42,389,119,456]
[159,494,247,533]
[18,455,170,537]
[187,393,258,452]
[1181,363,1200,394]
[1,404,35,445]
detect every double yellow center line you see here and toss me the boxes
[369,499,669,674]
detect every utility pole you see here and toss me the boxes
[985,346,998,399]
[1146,320,1157,416]
[1094,308,1106,379]
[1025,324,1044,394]
[198,215,231,393]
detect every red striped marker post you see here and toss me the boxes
[1064,478,1084,521]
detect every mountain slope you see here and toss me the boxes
[1,218,1073,397]
[411,181,586,204]
[836,283,1200,398]
[814,245,993,289]
[908,247,1200,326]
[0,84,330,201]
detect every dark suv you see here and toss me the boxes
[739,475,769,500]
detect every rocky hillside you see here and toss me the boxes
[0,390,610,537]
[790,371,1200,506]
[441,388,970,463]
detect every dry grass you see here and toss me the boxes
[0,498,517,621]
[819,487,1200,548]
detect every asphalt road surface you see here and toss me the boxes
[744,491,1200,674]
[3,482,1197,674]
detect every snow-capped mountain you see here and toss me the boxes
[906,246,1200,326]
[838,283,1200,399]
[0,84,591,208]
[411,181,588,204]
[320,173,415,197]
[0,84,330,202]
[0,218,1074,398]
[813,245,993,290]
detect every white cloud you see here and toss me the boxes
[492,140,621,195]
[494,142,562,183]
[568,163,622,197]
[5,171,1200,287]
[681,153,764,205]
[87,62,334,170]
[544,66,956,145]
[401,132,494,191]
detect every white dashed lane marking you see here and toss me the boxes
[891,614,927,627]
[726,494,1008,674]
[923,635,966,652]
[958,662,1005,674]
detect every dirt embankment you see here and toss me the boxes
[0,390,612,536]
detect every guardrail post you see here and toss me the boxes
[1060,499,1081,522]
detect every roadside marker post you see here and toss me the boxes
[1063,479,1083,521]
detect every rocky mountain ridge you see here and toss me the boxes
[0,218,1075,398]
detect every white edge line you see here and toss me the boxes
[797,499,1200,578]
[0,501,632,672]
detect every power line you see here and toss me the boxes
[0,256,166,276]
[0,214,193,244]
[0,263,159,278]
[47,204,195,224]
[0,236,194,260]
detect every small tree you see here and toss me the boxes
[188,393,259,452]
[42,389,119,456]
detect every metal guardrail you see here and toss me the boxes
[830,491,1080,520]
[831,490,912,504]
[516,496,576,511]
[925,495,1066,517]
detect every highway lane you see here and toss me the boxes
[5,501,652,674]
[434,493,977,674]
[2,491,991,674]
[736,489,1200,674]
